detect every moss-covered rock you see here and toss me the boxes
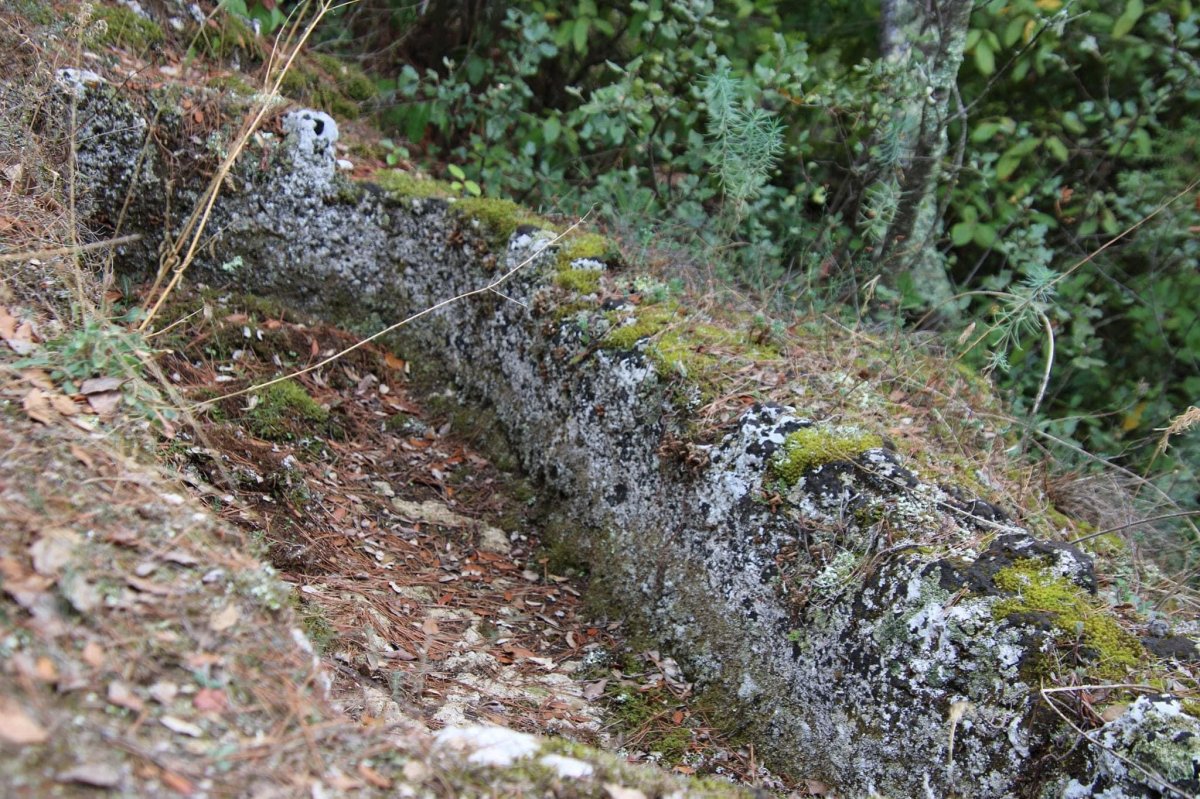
[243,379,329,441]
[57,79,1200,799]
[991,559,1144,679]
[90,4,165,50]
[771,427,884,485]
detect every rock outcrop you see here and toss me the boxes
[56,74,1200,798]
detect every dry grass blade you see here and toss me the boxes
[1154,405,1200,459]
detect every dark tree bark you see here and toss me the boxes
[868,0,972,313]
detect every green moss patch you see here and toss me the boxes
[90,5,165,50]
[279,53,377,119]
[556,231,617,269]
[450,197,556,246]
[771,428,884,485]
[554,268,602,295]
[374,169,453,199]
[244,379,329,441]
[991,559,1143,679]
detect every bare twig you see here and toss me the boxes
[0,233,142,263]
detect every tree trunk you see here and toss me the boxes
[869,0,972,313]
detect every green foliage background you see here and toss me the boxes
[288,0,1199,507]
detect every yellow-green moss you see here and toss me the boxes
[772,428,884,485]
[602,306,678,350]
[90,5,165,50]
[206,73,256,95]
[556,231,616,270]
[311,53,377,102]
[373,169,453,199]
[244,379,328,441]
[992,559,1143,679]
[554,268,602,295]
[279,56,373,119]
[451,197,556,245]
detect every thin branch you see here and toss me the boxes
[0,233,143,263]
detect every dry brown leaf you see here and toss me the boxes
[0,306,16,339]
[34,656,57,682]
[81,641,105,668]
[23,388,54,425]
[29,528,80,576]
[0,697,49,745]
[193,688,226,713]
[21,368,55,390]
[208,603,240,632]
[49,393,79,416]
[107,681,145,712]
[68,445,95,469]
[58,762,121,787]
[85,390,122,416]
[80,376,124,395]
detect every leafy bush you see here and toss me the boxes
[320,0,1199,504]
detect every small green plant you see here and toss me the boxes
[14,313,173,428]
[446,163,482,197]
[378,138,410,167]
[701,65,784,212]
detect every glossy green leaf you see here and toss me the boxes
[975,41,996,75]
[1112,0,1144,38]
[951,221,976,247]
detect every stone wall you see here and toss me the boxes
[58,74,1200,798]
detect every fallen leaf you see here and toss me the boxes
[33,656,57,682]
[107,681,145,712]
[160,715,203,737]
[58,762,121,787]
[61,574,101,613]
[82,641,105,668]
[193,688,226,713]
[23,388,53,424]
[86,390,122,416]
[582,680,607,701]
[69,444,95,468]
[80,376,124,394]
[29,528,81,576]
[603,785,647,799]
[673,765,695,775]
[0,697,49,745]
[148,682,179,705]
[208,603,240,632]
[49,393,78,415]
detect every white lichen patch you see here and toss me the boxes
[539,753,595,779]
[434,725,539,766]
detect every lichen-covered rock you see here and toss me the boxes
[58,81,1200,798]
[1063,695,1200,798]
